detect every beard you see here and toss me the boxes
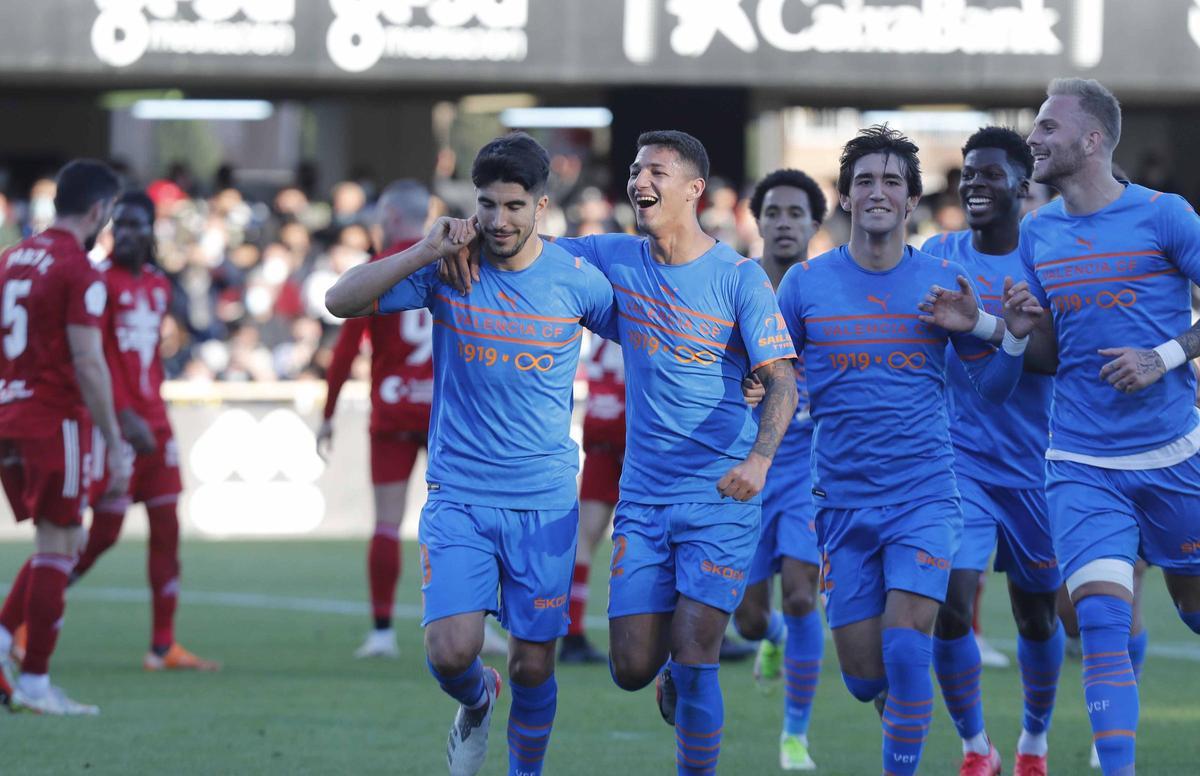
[485,229,531,260]
[1035,141,1086,186]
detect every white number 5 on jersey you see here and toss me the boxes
[2,279,33,359]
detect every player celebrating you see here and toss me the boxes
[0,159,130,714]
[69,191,220,672]
[731,168,827,771]
[921,128,1062,776]
[552,131,799,775]
[319,180,505,660]
[560,332,624,664]
[928,78,1200,776]
[325,133,617,776]
[776,126,1031,776]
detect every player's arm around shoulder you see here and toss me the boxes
[574,256,620,341]
[326,216,474,318]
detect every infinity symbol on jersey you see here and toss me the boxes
[515,352,555,372]
[673,345,718,365]
[1096,289,1137,308]
[887,351,926,369]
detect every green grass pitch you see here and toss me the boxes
[2,539,1198,774]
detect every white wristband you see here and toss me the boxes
[971,310,999,341]
[1001,329,1029,356]
[1153,339,1187,371]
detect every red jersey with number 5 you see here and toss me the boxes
[0,228,106,437]
[99,260,172,433]
[581,333,625,449]
[323,241,434,435]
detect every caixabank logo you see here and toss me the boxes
[187,408,325,537]
[91,0,296,68]
[326,0,529,73]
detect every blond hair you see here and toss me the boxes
[1047,78,1121,149]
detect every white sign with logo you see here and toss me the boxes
[326,0,529,73]
[91,0,296,68]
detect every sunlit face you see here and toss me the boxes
[959,148,1027,230]
[840,152,918,237]
[111,203,154,269]
[627,144,704,233]
[757,185,818,264]
[1027,95,1091,185]
[474,181,547,260]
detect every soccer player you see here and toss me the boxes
[731,168,827,771]
[319,180,505,660]
[920,127,1062,776]
[776,126,1031,776]
[68,191,220,672]
[560,332,624,665]
[0,159,130,714]
[551,130,800,775]
[325,133,617,776]
[927,78,1200,776]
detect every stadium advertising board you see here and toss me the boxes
[1,1,1199,94]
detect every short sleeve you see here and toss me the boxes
[735,259,796,370]
[66,263,106,328]
[1157,193,1200,285]
[554,233,639,277]
[776,263,807,351]
[1018,214,1049,306]
[377,264,438,314]
[577,260,619,341]
[920,233,947,256]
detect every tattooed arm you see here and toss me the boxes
[1098,318,1200,395]
[716,358,798,501]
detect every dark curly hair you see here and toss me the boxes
[836,124,922,199]
[748,169,827,224]
[962,126,1034,179]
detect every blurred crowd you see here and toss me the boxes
[0,156,1113,384]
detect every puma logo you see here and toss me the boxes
[975,275,994,291]
[1076,236,1094,250]
[867,294,890,313]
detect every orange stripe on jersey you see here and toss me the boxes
[618,313,741,353]
[574,256,581,268]
[1150,191,1164,203]
[612,283,735,327]
[1043,268,1179,292]
[433,319,582,349]
[807,337,940,347]
[751,355,794,372]
[434,293,580,324]
[801,261,811,271]
[808,313,922,323]
[941,259,949,268]
[958,349,994,362]
[736,257,752,266]
[1034,250,1163,270]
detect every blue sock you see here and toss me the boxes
[508,675,557,776]
[932,632,985,740]
[782,612,823,736]
[671,661,723,775]
[1077,595,1138,774]
[428,656,486,707]
[1178,608,1200,635]
[1017,621,1065,736]
[881,628,934,776]
[842,672,888,703]
[1128,630,1148,682]
[765,610,786,645]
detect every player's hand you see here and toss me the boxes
[717,453,770,502]
[103,442,133,499]
[316,419,334,460]
[436,215,482,295]
[1001,277,1044,339]
[741,374,764,408]
[1098,347,1167,394]
[118,409,156,455]
[917,275,978,333]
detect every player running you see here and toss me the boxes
[319,180,505,660]
[68,190,220,672]
[552,130,799,775]
[926,78,1200,776]
[731,168,827,771]
[325,133,617,776]
[921,128,1062,776]
[0,159,130,714]
[776,126,1031,776]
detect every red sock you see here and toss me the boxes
[567,562,590,637]
[22,553,73,675]
[0,558,32,632]
[74,509,126,578]
[368,523,401,628]
[147,502,180,651]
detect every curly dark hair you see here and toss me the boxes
[748,169,827,224]
[962,126,1034,179]
[836,124,922,199]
